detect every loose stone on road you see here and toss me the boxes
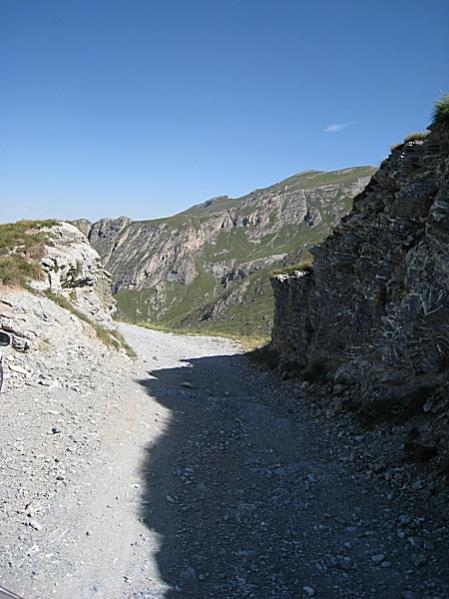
[0,324,448,598]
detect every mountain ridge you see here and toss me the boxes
[74,165,375,338]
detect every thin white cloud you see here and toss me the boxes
[324,121,357,133]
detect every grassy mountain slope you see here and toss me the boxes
[78,166,375,339]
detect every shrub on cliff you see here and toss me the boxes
[433,94,449,123]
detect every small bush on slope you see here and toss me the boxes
[434,94,449,123]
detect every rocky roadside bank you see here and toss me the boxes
[270,112,449,486]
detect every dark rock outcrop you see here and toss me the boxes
[270,119,449,480]
[271,121,449,411]
[31,222,116,327]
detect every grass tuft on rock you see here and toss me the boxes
[272,258,314,276]
[391,131,430,152]
[433,94,449,124]
[404,131,429,143]
[0,220,57,287]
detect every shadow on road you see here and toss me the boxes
[137,353,256,597]
[136,351,449,599]
[136,351,315,598]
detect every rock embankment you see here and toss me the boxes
[270,117,449,479]
[33,221,116,328]
[0,222,124,391]
[0,290,113,392]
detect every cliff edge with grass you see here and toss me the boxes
[0,221,133,390]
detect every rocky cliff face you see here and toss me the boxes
[270,119,449,473]
[76,167,374,337]
[33,222,116,328]
[0,222,129,390]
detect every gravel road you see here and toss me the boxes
[1,324,448,598]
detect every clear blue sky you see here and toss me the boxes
[1,0,448,223]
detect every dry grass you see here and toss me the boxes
[0,220,57,287]
[271,258,314,276]
[404,131,429,143]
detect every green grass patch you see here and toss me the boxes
[0,255,42,288]
[44,290,136,357]
[433,94,449,123]
[234,166,375,199]
[272,257,313,276]
[0,220,57,287]
[114,269,220,326]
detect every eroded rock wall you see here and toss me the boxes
[0,222,123,390]
[32,222,116,328]
[271,121,449,413]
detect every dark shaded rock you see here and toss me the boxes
[270,119,449,478]
[271,121,449,406]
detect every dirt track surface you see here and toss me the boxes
[1,324,448,599]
